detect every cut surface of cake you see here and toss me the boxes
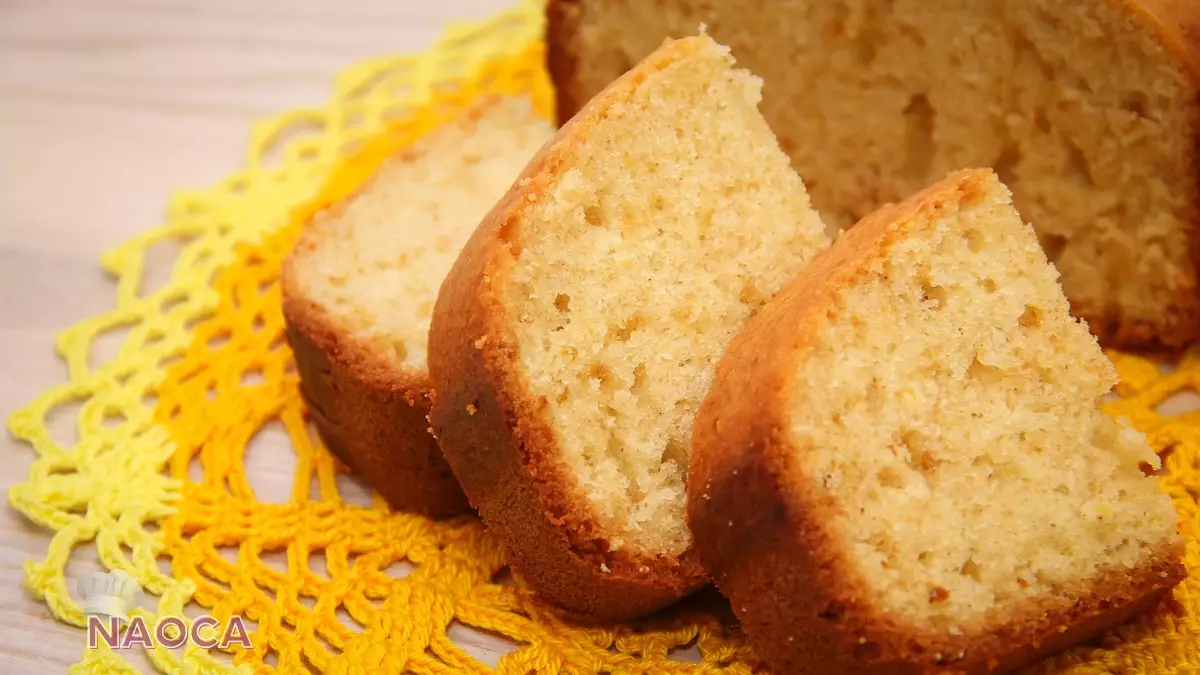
[282,97,553,516]
[428,34,830,618]
[547,0,1200,349]
[688,168,1184,674]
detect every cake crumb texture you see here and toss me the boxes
[688,168,1185,675]
[290,97,554,372]
[505,35,828,556]
[789,170,1180,632]
[549,0,1200,348]
[281,97,553,516]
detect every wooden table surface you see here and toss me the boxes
[0,1,513,672]
[5,3,1197,675]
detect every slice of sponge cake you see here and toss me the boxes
[428,35,830,619]
[282,98,553,517]
[688,168,1184,674]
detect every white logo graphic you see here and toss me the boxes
[78,569,140,624]
[79,570,253,652]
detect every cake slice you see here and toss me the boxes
[281,98,553,517]
[547,0,1200,350]
[427,35,831,619]
[688,169,1184,674]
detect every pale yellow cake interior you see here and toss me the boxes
[787,172,1179,631]
[561,0,1197,332]
[290,98,553,371]
[505,36,830,555]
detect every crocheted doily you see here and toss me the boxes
[7,1,1198,673]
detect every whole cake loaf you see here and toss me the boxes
[547,0,1200,349]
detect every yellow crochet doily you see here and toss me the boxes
[6,1,1198,673]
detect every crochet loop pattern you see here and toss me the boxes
[7,1,1198,672]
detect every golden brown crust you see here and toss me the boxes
[281,205,469,519]
[546,0,585,126]
[688,169,1187,675]
[545,0,1200,352]
[428,38,712,621]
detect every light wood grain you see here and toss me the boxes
[0,1,514,672]
[4,3,1195,674]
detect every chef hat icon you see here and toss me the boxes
[77,570,140,623]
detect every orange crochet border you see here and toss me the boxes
[6,2,1197,671]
